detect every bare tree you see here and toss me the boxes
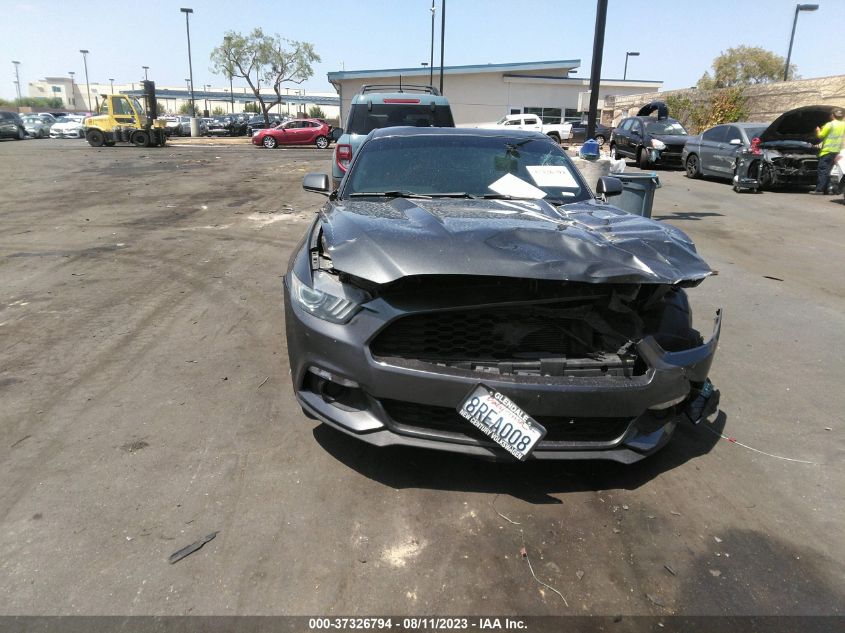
[210,29,320,123]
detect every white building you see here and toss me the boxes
[27,77,339,119]
[328,60,661,126]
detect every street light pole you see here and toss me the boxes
[11,61,22,104]
[109,78,114,94]
[69,71,75,108]
[142,66,149,81]
[586,0,609,140]
[204,84,210,113]
[438,0,446,93]
[429,0,435,87]
[623,51,639,80]
[79,49,91,111]
[784,3,819,81]
[180,8,196,116]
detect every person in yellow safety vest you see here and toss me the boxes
[812,107,845,195]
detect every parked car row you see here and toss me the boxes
[0,111,90,140]
[611,102,842,194]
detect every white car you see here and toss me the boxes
[477,113,572,144]
[49,116,85,139]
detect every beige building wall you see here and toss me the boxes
[331,69,660,127]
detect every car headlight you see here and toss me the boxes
[289,272,360,324]
[651,139,666,150]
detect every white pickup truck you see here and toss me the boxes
[477,114,572,143]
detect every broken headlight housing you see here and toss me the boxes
[651,138,666,150]
[289,272,360,324]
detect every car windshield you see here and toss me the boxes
[343,134,591,204]
[347,103,454,135]
[645,120,688,135]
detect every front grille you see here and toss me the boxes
[372,305,623,362]
[381,399,632,445]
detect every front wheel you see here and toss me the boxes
[595,134,606,147]
[610,143,621,160]
[547,133,560,145]
[262,136,277,149]
[132,131,150,147]
[637,147,651,170]
[87,129,105,147]
[315,135,329,149]
[685,154,701,178]
[16,127,25,140]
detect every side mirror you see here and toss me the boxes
[729,138,743,145]
[596,176,623,197]
[303,173,331,196]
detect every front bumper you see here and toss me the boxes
[283,286,722,464]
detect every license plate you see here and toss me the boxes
[456,385,546,461]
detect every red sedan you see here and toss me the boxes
[252,118,332,149]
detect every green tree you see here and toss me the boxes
[212,106,226,115]
[178,102,200,116]
[308,105,326,119]
[210,29,320,124]
[697,46,795,89]
[244,102,260,113]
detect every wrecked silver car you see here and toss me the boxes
[733,105,836,193]
[284,128,721,463]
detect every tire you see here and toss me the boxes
[39,129,46,139]
[637,147,651,170]
[262,136,277,149]
[16,127,25,140]
[315,135,329,149]
[758,162,775,190]
[158,133,166,147]
[685,154,701,179]
[595,134,606,147]
[547,133,560,145]
[132,131,150,147]
[610,143,621,160]
[86,129,105,147]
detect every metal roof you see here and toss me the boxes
[121,88,339,106]
[328,60,581,82]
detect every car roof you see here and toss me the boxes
[351,91,450,105]
[369,126,548,141]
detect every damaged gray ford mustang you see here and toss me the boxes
[284,127,721,463]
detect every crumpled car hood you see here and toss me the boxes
[320,198,713,286]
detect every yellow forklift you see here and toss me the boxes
[83,80,167,147]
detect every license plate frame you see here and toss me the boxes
[456,384,546,461]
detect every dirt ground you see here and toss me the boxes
[1,138,843,617]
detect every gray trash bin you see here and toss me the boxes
[612,173,661,218]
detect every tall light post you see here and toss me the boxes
[586,0,609,140]
[184,78,191,114]
[109,78,114,94]
[180,8,196,116]
[69,71,76,108]
[142,66,149,81]
[784,4,818,81]
[204,84,210,113]
[429,0,435,87]
[438,0,446,93]
[79,49,91,111]
[623,51,639,80]
[11,60,22,104]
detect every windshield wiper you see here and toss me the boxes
[427,192,474,198]
[349,191,431,199]
[480,193,531,200]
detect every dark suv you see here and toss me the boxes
[610,102,693,169]
[0,111,26,140]
[331,84,454,188]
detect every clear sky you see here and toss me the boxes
[2,0,841,101]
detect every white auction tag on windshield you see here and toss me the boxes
[526,165,578,188]
[488,173,547,199]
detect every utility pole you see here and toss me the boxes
[109,78,114,93]
[586,0,608,140]
[429,0,435,87]
[784,4,819,81]
[142,66,149,81]
[12,61,22,104]
[79,49,91,111]
[439,0,446,93]
[69,71,76,108]
[180,8,196,117]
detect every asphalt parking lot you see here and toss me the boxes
[1,138,843,616]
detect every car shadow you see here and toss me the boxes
[652,211,725,221]
[312,410,727,503]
